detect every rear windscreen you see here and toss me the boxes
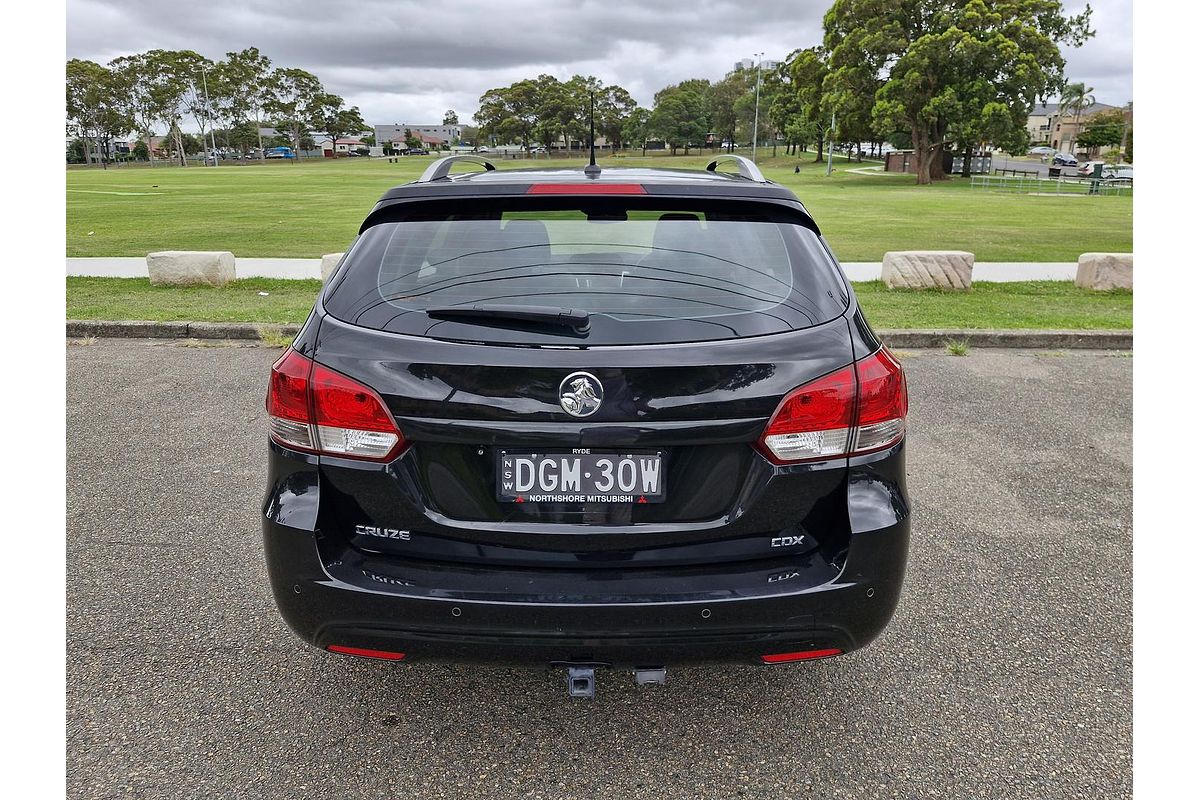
[324,201,848,345]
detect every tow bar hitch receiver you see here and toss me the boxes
[567,666,596,699]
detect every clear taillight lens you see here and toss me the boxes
[758,347,907,463]
[266,349,405,461]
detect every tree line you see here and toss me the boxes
[66,48,366,166]
[476,0,1096,184]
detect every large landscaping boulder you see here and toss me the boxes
[881,250,974,290]
[146,251,235,287]
[1075,252,1133,290]
[320,252,345,281]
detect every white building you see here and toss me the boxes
[375,123,462,148]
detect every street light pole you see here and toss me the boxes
[751,52,764,162]
[201,63,219,166]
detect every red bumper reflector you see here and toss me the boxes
[761,648,843,664]
[327,645,406,661]
[527,183,647,194]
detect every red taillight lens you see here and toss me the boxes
[526,183,647,194]
[327,645,406,661]
[757,347,907,463]
[266,349,316,451]
[761,648,843,664]
[267,348,312,421]
[267,349,406,461]
[853,347,908,454]
[758,366,856,463]
[310,363,404,460]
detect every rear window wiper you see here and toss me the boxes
[426,304,591,333]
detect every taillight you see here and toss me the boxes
[853,347,908,454]
[757,347,907,464]
[758,366,856,463]
[266,349,316,452]
[266,349,406,461]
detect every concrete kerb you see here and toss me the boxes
[66,320,1131,350]
[66,320,302,341]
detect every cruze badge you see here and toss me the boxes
[559,372,603,417]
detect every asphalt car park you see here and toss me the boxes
[67,339,1131,799]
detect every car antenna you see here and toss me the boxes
[584,91,600,177]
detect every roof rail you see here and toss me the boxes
[419,154,497,182]
[705,154,767,183]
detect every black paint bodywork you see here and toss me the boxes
[262,166,910,666]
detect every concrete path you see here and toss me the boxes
[67,257,1079,282]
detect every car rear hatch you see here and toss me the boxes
[303,192,860,569]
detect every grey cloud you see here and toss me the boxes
[68,0,1132,123]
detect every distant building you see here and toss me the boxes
[733,57,780,74]
[1024,101,1129,155]
[1049,102,1122,156]
[375,123,462,148]
[1026,102,1059,146]
[317,136,368,155]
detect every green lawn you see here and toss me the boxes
[65,277,1132,330]
[66,153,1132,262]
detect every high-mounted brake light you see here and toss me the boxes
[266,349,406,461]
[757,347,907,464]
[526,183,647,195]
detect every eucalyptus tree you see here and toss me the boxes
[649,81,710,155]
[109,50,169,165]
[621,106,651,156]
[216,47,274,161]
[154,50,220,164]
[66,59,131,167]
[710,70,755,152]
[310,94,368,154]
[476,78,541,149]
[782,48,829,163]
[595,84,637,151]
[265,68,324,160]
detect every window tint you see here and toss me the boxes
[326,203,847,345]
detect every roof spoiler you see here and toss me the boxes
[419,155,497,182]
[706,154,767,183]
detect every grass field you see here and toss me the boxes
[65,277,1132,330]
[66,153,1132,262]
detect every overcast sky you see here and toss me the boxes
[67,0,1132,126]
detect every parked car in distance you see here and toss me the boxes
[1052,152,1078,167]
[407,148,428,156]
[262,154,912,697]
[1029,146,1057,156]
[265,146,295,159]
[1109,165,1133,182]
[477,146,491,153]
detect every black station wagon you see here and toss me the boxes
[262,154,910,697]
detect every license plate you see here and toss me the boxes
[496,451,665,503]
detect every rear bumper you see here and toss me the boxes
[262,516,909,666]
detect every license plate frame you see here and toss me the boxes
[496,450,666,504]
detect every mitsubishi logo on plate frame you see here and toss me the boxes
[559,372,603,418]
